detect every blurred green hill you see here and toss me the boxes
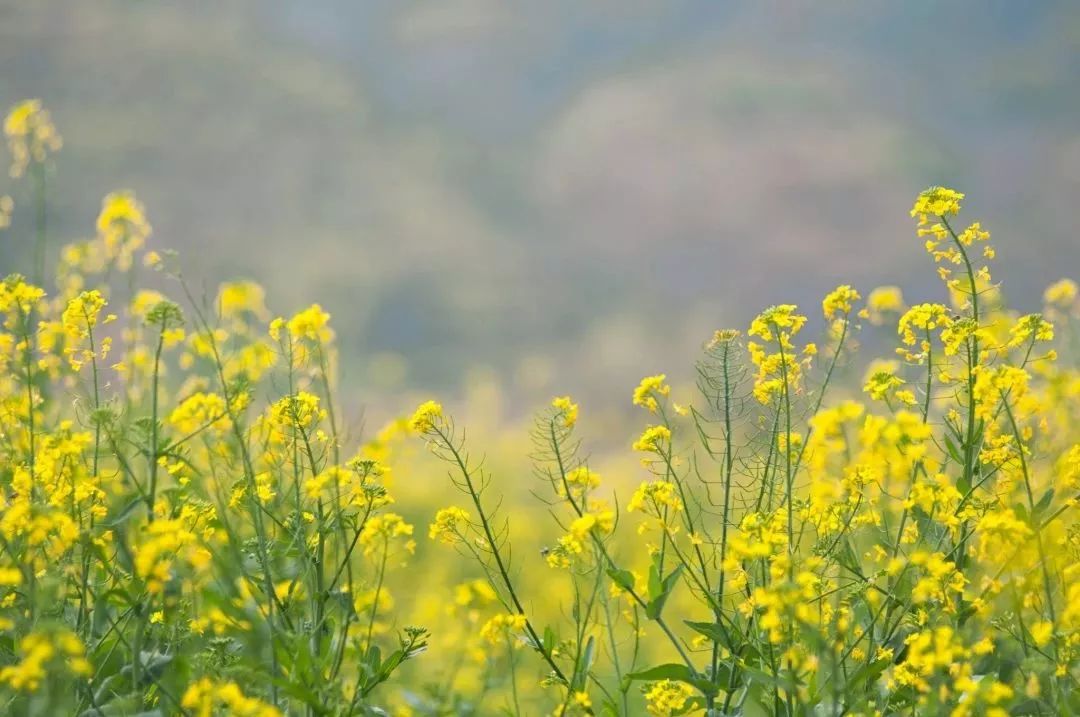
[3,1,1079,417]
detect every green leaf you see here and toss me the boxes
[645,564,683,620]
[648,562,663,601]
[1033,488,1055,518]
[741,683,772,717]
[1014,502,1029,523]
[739,664,796,691]
[673,696,707,715]
[626,663,696,683]
[380,648,405,675]
[107,497,145,527]
[77,699,163,717]
[626,662,717,697]
[606,567,635,593]
[684,620,726,645]
[957,471,971,496]
[599,698,621,717]
[582,635,597,672]
[544,625,557,652]
[943,434,962,464]
[843,657,890,694]
[365,644,382,673]
[663,565,683,591]
[114,536,137,577]
[274,675,321,705]
[639,565,682,621]
[957,599,979,627]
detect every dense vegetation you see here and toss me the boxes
[3,100,1080,716]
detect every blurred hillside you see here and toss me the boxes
[2,1,1079,418]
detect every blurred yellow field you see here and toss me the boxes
[3,97,1080,715]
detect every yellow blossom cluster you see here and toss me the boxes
[6,103,1080,715]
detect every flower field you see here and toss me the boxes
[3,99,1080,716]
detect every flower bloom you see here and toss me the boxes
[181,677,282,717]
[409,400,443,433]
[1044,278,1078,308]
[4,99,62,177]
[551,395,579,426]
[479,613,527,645]
[628,480,682,514]
[633,424,671,453]
[910,186,964,222]
[633,374,670,413]
[822,284,861,320]
[429,506,470,545]
[643,679,694,716]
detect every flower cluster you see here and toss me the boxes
[4,103,1080,716]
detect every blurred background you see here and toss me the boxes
[2,1,1079,420]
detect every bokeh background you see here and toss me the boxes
[3,1,1079,419]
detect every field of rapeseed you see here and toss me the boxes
[3,98,1080,717]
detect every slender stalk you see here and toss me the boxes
[432,423,569,684]
[146,328,165,519]
[1001,395,1056,627]
[364,541,390,651]
[940,216,982,576]
[77,316,104,636]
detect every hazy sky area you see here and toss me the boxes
[2,1,1079,417]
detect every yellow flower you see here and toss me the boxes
[269,392,325,438]
[97,191,151,270]
[286,303,333,342]
[429,506,470,545]
[134,517,202,594]
[822,284,861,320]
[642,679,694,716]
[4,99,62,177]
[181,678,282,717]
[59,290,109,370]
[863,285,905,324]
[359,513,415,556]
[454,579,498,607]
[1062,444,1080,490]
[633,424,671,453]
[0,274,47,317]
[1030,621,1053,647]
[0,629,90,693]
[628,480,682,514]
[910,186,964,222]
[897,303,952,348]
[479,613,528,645]
[1007,313,1054,348]
[551,395,579,426]
[863,361,908,403]
[169,392,229,434]
[218,280,270,321]
[268,316,286,341]
[564,466,601,494]
[707,328,741,350]
[1044,278,1078,308]
[633,374,671,413]
[409,400,443,433]
[749,304,807,344]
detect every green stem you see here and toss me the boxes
[146,328,165,519]
[433,424,569,685]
